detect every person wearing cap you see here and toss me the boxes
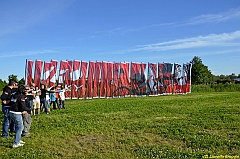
[1,79,17,138]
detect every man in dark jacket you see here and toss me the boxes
[1,79,17,138]
[9,84,31,148]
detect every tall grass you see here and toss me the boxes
[0,92,239,158]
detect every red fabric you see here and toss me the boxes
[65,61,72,99]
[130,63,141,96]
[106,62,113,98]
[72,60,80,99]
[79,61,88,99]
[86,61,95,99]
[100,62,107,98]
[42,61,51,86]
[113,62,120,97]
[140,63,147,95]
[119,62,130,96]
[34,60,43,87]
[49,60,58,86]
[25,60,34,86]
[93,61,101,98]
[58,60,68,85]
[147,63,157,95]
[173,63,183,94]
[164,63,173,94]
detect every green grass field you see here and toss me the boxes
[0,92,239,158]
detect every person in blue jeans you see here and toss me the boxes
[10,84,31,148]
[1,80,17,138]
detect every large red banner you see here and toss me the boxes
[34,60,43,87]
[25,59,34,86]
[58,60,68,85]
[79,61,88,99]
[86,61,95,99]
[130,62,142,96]
[49,60,58,86]
[173,63,183,94]
[119,62,130,97]
[158,63,165,95]
[65,60,72,99]
[164,63,173,94]
[100,61,107,98]
[182,63,192,94]
[147,63,157,96]
[27,59,191,99]
[42,61,51,86]
[113,62,120,97]
[93,61,101,98]
[106,62,113,98]
[72,60,80,99]
[140,63,147,95]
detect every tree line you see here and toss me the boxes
[0,56,239,91]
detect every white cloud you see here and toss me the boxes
[108,30,240,54]
[187,7,240,25]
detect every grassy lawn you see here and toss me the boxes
[0,92,239,158]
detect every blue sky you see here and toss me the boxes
[0,0,240,81]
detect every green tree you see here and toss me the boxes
[8,74,19,83]
[0,79,7,91]
[18,78,25,85]
[191,56,214,84]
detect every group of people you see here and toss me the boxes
[1,80,66,148]
[29,83,66,115]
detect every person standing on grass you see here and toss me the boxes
[49,87,57,110]
[22,85,32,137]
[33,86,41,115]
[59,86,66,109]
[10,84,30,148]
[55,86,60,109]
[1,79,17,138]
[40,84,52,114]
[28,83,35,114]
